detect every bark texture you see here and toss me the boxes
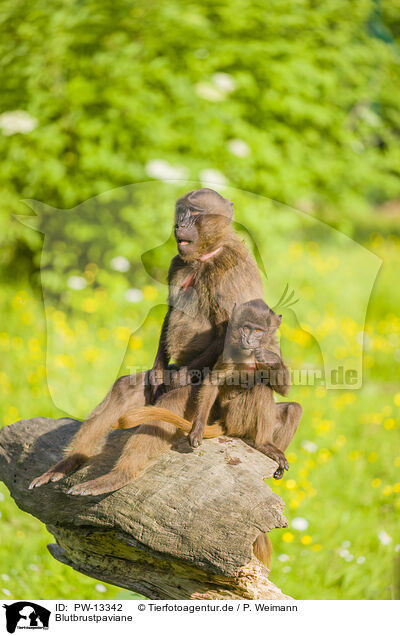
[0,417,291,600]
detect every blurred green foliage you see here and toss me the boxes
[1,0,400,275]
[0,0,400,602]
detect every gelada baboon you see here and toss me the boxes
[118,300,302,479]
[29,188,289,495]
[117,299,302,568]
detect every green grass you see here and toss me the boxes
[0,234,399,600]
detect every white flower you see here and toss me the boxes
[356,331,371,348]
[110,256,130,272]
[1,574,9,581]
[395,544,400,553]
[200,169,228,187]
[278,554,290,562]
[95,584,106,593]
[227,139,250,158]
[357,556,366,564]
[67,276,87,290]
[28,564,38,571]
[345,554,354,562]
[341,540,351,548]
[1,588,11,596]
[378,530,392,545]
[301,440,317,453]
[145,160,188,182]
[282,566,291,573]
[291,517,309,531]
[195,82,225,102]
[0,492,4,501]
[0,110,38,136]
[212,72,236,93]
[339,548,350,558]
[125,288,144,303]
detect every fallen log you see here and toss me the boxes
[0,417,291,600]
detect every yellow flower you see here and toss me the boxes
[285,479,297,490]
[142,285,158,301]
[382,486,392,496]
[288,242,303,262]
[12,337,23,350]
[371,478,381,488]
[114,326,131,342]
[11,292,28,309]
[311,544,322,551]
[384,418,396,430]
[282,532,294,543]
[394,393,400,407]
[28,338,41,352]
[301,535,312,545]
[82,298,98,313]
[349,451,359,461]
[52,310,66,324]
[22,311,34,325]
[335,435,347,448]
[393,483,400,493]
[0,332,9,349]
[318,449,332,464]
[3,406,20,426]
[368,452,377,463]
[54,354,75,369]
[129,336,143,350]
[84,348,99,363]
[364,355,374,368]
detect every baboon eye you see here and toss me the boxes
[254,329,263,335]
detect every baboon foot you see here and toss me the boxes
[256,443,289,480]
[66,470,131,496]
[29,454,85,489]
[188,420,204,448]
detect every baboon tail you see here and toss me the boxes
[115,406,224,438]
[253,532,272,570]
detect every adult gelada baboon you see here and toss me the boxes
[30,188,289,495]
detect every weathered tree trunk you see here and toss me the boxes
[0,417,291,600]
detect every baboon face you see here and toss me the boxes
[230,299,282,356]
[174,188,233,261]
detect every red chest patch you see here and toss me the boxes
[181,273,195,291]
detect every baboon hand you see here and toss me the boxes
[254,347,280,366]
[188,421,204,448]
[28,455,84,489]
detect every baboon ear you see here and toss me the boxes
[273,313,282,330]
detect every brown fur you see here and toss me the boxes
[29,190,289,494]
[115,301,303,568]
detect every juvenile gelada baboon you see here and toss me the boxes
[117,299,303,568]
[118,299,302,479]
[30,188,290,496]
